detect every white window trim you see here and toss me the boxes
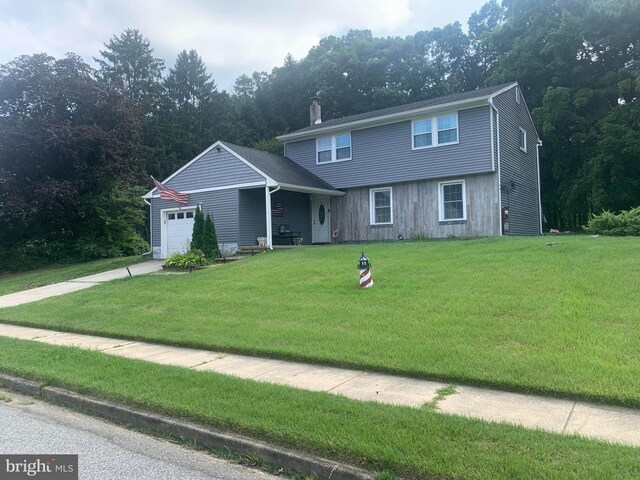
[438,180,467,222]
[369,187,393,225]
[316,133,352,164]
[412,112,459,150]
[519,127,527,153]
[516,87,521,104]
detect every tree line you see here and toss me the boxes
[1,0,639,270]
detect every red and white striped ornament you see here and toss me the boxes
[359,268,373,288]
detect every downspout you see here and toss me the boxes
[142,197,153,256]
[489,98,502,236]
[536,139,543,235]
[265,186,281,250]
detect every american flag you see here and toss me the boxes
[271,203,285,217]
[152,177,189,205]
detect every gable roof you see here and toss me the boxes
[220,142,339,194]
[144,141,341,198]
[277,82,516,141]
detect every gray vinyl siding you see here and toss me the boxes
[238,189,312,246]
[239,189,266,245]
[284,106,493,189]
[494,87,541,235]
[271,190,311,243]
[164,147,265,191]
[151,189,240,249]
[331,173,499,241]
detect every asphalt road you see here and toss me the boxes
[0,389,279,480]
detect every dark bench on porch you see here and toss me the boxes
[274,225,303,245]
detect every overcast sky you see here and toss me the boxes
[0,0,488,92]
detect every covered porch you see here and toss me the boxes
[239,186,343,248]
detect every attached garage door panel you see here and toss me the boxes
[166,211,195,256]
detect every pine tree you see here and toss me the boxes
[191,206,204,252]
[203,213,219,259]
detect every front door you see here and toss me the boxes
[311,195,331,243]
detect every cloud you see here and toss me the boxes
[0,0,486,91]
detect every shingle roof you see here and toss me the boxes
[221,142,338,192]
[281,83,515,137]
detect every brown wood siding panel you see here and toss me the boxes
[285,106,493,189]
[494,87,541,235]
[331,173,499,242]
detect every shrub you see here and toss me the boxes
[164,250,209,269]
[202,213,220,259]
[191,206,204,251]
[585,206,640,236]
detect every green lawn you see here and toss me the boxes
[0,255,148,296]
[0,337,638,480]
[1,236,639,406]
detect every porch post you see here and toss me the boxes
[265,186,273,249]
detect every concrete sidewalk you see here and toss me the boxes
[0,261,163,308]
[0,322,638,448]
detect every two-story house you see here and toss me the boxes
[145,82,541,259]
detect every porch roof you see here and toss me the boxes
[221,142,343,196]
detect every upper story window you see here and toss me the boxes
[515,88,521,104]
[519,127,527,152]
[412,113,458,149]
[316,133,351,164]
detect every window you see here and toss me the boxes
[316,133,351,163]
[168,213,175,220]
[413,119,432,147]
[439,181,466,222]
[177,212,184,219]
[519,127,527,152]
[370,187,393,225]
[437,114,458,144]
[412,113,458,149]
[186,211,194,218]
[515,88,521,104]
[317,137,332,163]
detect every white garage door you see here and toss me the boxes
[166,210,195,256]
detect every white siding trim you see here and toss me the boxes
[369,187,393,225]
[160,206,197,259]
[536,140,543,234]
[278,183,345,196]
[411,112,460,150]
[519,127,528,153]
[150,181,266,198]
[438,180,467,222]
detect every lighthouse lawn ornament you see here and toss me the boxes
[358,252,374,288]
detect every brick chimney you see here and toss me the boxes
[310,96,321,126]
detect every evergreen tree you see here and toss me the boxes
[203,213,219,259]
[191,206,204,252]
[95,29,165,112]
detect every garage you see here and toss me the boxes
[164,209,195,257]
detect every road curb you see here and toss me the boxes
[0,372,375,480]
